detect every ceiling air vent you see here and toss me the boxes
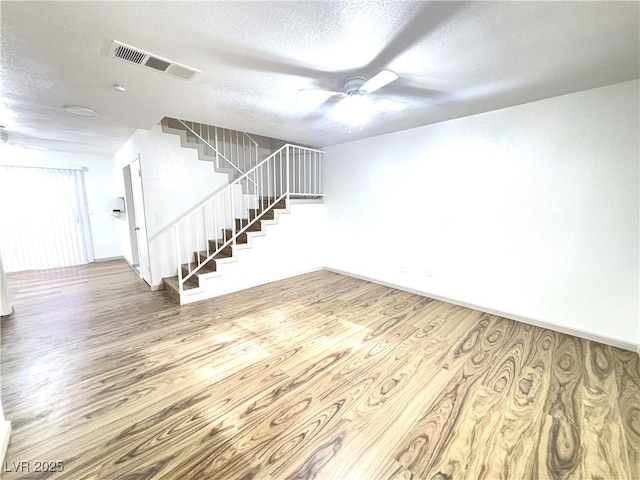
[107,40,200,81]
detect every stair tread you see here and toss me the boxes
[235,218,263,232]
[257,198,287,209]
[163,275,199,291]
[248,209,276,220]
[182,261,217,274]
[196,250,231,259]
[223,229,248,243]
[209,238,231,247]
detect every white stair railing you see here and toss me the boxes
[177,119,260,180]
[172,144,323,293]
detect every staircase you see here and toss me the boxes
[161,117,260,181]
[160,131,324,304]
[162,196,288,302]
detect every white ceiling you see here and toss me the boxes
[1,1,638,156]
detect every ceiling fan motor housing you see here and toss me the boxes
[344,76,368,95]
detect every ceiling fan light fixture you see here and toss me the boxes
[331,94,375,128]
[299,69,404,129]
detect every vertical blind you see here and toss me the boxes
[0,165,93,273]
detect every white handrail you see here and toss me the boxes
[174,143,288,228]
[172,143,323,291]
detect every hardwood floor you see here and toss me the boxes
[1,260,638,479]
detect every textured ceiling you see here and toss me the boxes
[1,1,638,155]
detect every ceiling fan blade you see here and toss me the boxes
[373,97,408,112]
[297,88,347,98]
[360,70,399,94]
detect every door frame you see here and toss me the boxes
[122,163,140,274]
[123,156,151,286]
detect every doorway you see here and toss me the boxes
[122,157,151,286]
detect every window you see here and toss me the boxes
[0,165,94,272]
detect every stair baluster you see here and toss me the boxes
[167,143,324,300]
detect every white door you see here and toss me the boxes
[129,158,151,285]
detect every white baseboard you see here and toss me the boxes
[181,267,324,305]
[93,256,125,263]
[0,420,11,465]
[323,266,639,353]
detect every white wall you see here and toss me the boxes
[0,145,121,261]
[185,202,324,303]
[323,80,640,350]
[114,124,231,239]
[113,123,231,286]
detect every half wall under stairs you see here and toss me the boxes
[163,197,286,301]
[162,199,324,304]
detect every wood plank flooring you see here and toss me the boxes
[1,260,638,479]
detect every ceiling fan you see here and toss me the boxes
[298,70,407,127]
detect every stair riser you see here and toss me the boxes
[165,275,199,291]
[182,263,216,278]
[257,197,286,206]
[235,219,262,232]
[196,248,232,262]
[248,209,275,221]
[162,279,181,301]
[224,230,247,244]
[208,242,233,256]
